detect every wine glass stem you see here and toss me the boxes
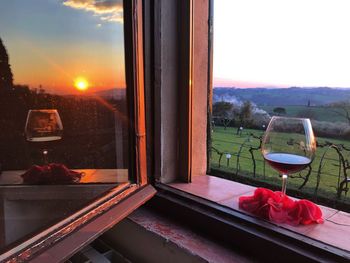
[281,174,288,196]
[43,149,48,164]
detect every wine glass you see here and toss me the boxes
[25,109,63,163]
[261,116,316,196]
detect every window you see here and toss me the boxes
[0,1,155,261]
[150,0,349,261]
[0,0,127,175]
[210,0,350,212]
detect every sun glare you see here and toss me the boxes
[74,77,89,91]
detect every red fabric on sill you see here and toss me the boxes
[239,188,324,225]
[21,163,83,184]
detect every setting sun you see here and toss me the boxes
[74,77,89,91]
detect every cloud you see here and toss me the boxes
[100,13,123,23]
[62,0,123,23]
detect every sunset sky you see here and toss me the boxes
[2,1,350,92]
[214,0,350,88]
[0,0,125,94]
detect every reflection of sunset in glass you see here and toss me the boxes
[0,1,126,94]
[74,78,89,91]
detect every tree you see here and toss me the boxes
[273,107,286,115]
[0,37,13,93]
[237,101,252,134]
[213,101,237,129]
[239,101,252,123]
[213,101,233,118]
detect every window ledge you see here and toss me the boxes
[0,169,128,185]
[167,175,350,254]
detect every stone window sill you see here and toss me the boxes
[168,175,350,253]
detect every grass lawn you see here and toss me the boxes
[210,126,350,209]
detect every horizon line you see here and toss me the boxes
[213,86,350,89]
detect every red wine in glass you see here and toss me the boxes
[262,117,316,196]
[264,153,311,175]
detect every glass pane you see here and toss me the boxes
[0,0,129,253]
[211,0,350,212]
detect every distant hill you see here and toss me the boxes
[62,88,125,100]
[214,87,350,106]
[95,88,125,100]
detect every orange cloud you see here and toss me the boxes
[63,0,123,23]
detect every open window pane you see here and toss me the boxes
[210,0,350,212]
[0,0,128,179]
[0,0,148,258]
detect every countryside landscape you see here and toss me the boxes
[211,87,350,211]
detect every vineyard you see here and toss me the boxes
[210,126,350,211]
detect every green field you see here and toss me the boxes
[210,126,350,208]
[260,105,347,123]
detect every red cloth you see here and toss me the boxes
[239,188,323,225]
[21,163,83,184]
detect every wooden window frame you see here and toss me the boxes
[150,0,207,184]
[147,0,349,261]
[0,0,156,262]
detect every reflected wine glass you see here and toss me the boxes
[25,109,63,163]
[261,116,316,196]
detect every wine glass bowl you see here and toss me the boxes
[262,116,316,195]
[25,109,63,164]
[25,109,63,142]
